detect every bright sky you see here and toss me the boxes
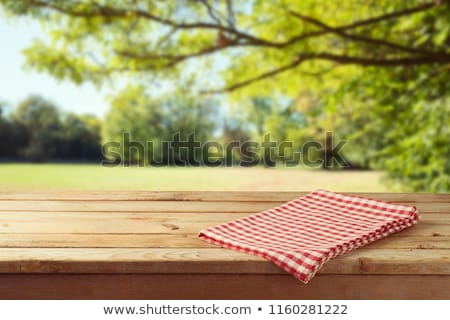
[0,18,110,118]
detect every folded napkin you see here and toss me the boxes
[198,189,420,283]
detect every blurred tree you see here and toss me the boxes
[13,95,61,161]
[248,97,272,137]
[0,101,28,157]
[1,1,448,190]
[242,96,306,165]
[103,86,216,165]
[0,96,103,162]
[0,1,447,92]
[221,117,252,166]
[59,113,102,160]
[322,65,450,191]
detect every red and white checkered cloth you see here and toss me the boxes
[198,189,420,283]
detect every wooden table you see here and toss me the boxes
[0,191,449,299]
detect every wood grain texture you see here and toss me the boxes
[0,248,448,275]
[0,200,448,213]
[0,231,450,249]
[0,274,448,299]
[0,191,448,202]
[0,212,446,234]
[0,191,448,299]
[0,234,448,249]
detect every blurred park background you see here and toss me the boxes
[0,1,448,192]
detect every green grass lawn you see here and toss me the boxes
[0,164,402,192]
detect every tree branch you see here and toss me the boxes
[313,52,450,65]
[16,0,448,94]
[226,0,235,29]
[114,1,443,70]
[26,0,441,52]
[203,52,450,93]
[201,56,309,94]
[198,0,224,26]
[278,1,438,48]
[289,11,439,56]
[28,0,274,47]
[115,42,239,67]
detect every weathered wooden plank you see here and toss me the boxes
[0,217,210,234]
[0,200,278,213]
[0,233,448,249]
[0,212,446,234]
[0,248,448,275]
[0,233,209,248]
[0,211,249,222]
[1,211,446,221]
[0,200,447,213]
[0,274,449,299]
[0,191,448,203]
[388,223,450,237]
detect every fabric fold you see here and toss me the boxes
[198,189,420,283]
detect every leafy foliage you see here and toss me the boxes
[0,1,449,190]
[103,86,217,165]
[324,65,450,191]
[1,96,102,161]
[1,1,448,93]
